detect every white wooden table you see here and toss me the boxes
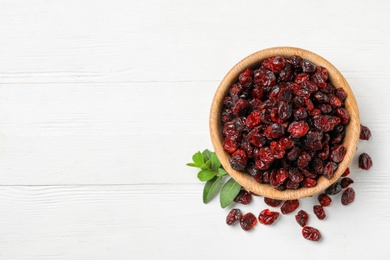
[0,0,389,259]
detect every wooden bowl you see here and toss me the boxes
[210,47,360,200]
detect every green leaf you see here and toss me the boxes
[200,160,211,170]
[210,153,221,170]
[220,178,241,208]
[197,170,216,182]
[203,176,223,204]
[217,168,228,177]
[186,163,198,168]
[202,149,212,160]
[192,151,205,167]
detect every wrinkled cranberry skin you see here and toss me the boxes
[264,197,283,207]
[330,145,346,163]
[325,182,342,195]
[358,153,373,170]
[262,56,286,73]
[341,167,350,177]
[287,121,309,138]
[341,177,354,188]
[360,124,371,140]
[302,226,321,241]
[323,161,337,179]
[295,210,309,227]
[258,209,280,225]
[281,200,300,214]
[341,187,355,205]
[226,209,242,225]
[313,205,326,220]
[240,213,258,231]
[230,149,248,171]
[234,190,252,205]
[318,193,332,207]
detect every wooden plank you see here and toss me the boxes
[0,184,389,259]
[0,0,389,84]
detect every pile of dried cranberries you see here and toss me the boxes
[225,124,372,241]
[221,55,350,190]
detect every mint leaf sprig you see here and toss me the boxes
[187,150,242,208]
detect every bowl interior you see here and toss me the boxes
[210,47,360,200]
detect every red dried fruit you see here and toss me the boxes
[341,167,350,177]
[302,177,317,187]
[325,182,342,195]
[323,161,337,179]
[330,145,346,163]
[360,124,371,140]
[258,209,280,225]
[255,159,271,170]
[341,187,355,205]
[329,94,342,107]
[232,99,250,116]
[264,197,283,207]
[279,137,294,149]
[276,168,289,185]
[287,121,309,138]
[264,123,285,139]
[223,139,239,154]
[313,205,326,220]
[302,226,321,241]
[258,147,274,163]
[240,213,258,231]
[318,193,332,207]
[230,149,248,171]
[262,56,286,73]
[281,200,300,214]
[358,153,372,170]
[270,141,285,159]
[301,59,317,73]
[295,210,309,227]
[341,177,354,188]
[335,88,347,101]
[226,209,242,225]
[234,190,252,205]
[335,107,350,124]
[246,111,262,129]
[295,73,310,83]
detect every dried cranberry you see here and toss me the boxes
[330,145,346,163]
[264,123,285,139]
[226,209,242,225]
[232,99,250,116]
[302,226,321,241]
[325,182,342,195]
[230,149,248,171]
[223,139,238,154]
[279,137,294,149]
[234,190,252,205]
[335,107,350,124]
[262,56,286,73]
[341,177,354,189]
[341,167,350,177]
[295,210,309,227]
[246,111,262,128]
[281,200,300,214]
[270,141,285,159]
[329,94,342,107]
[287,121,309,138]
[341,187,355,205]
[287,146,301,161]
[318,193,332,207]
[323,161,337,179]
[295,73,310,83]
[313,205,326,220]
[293,107,308,120]
[264,197,283,207]
[360,124,371,140]
[301,60,316,73]
[358,153,372,170]
[258,209,280,225]
[303,177,317,187]
[240,213,257,231]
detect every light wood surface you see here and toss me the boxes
[0,0,389,259]
[210,47,360,200]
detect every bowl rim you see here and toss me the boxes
[209,46,360,200]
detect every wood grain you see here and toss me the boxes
[210,47,360,200]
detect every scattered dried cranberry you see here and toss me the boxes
[295,210,309,227]
[226,209,242,225]
[302,226,321,241]
[234,190,253,205]
[358,153,372,170]
[325,182,342,195]
[264,197,283,207]
[341,177,354,188]
[318,193,332,207]
[281,200,300,214]
[240,213,258,231]
[258,209,280,225]
[341,167,350,177]
[341,187,355,205]
[359,124,371,140]
[313,205,326,220]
